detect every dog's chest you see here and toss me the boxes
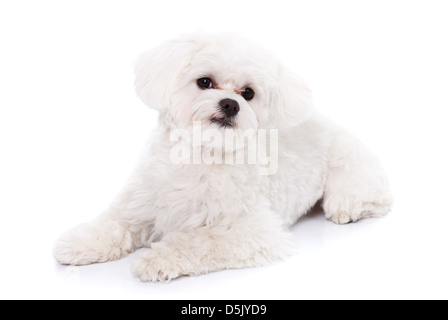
[151,164,263,233]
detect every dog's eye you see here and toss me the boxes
[197,78,213,89]
[242,88,255,101]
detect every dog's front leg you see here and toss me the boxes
[53,179,153,266]
[131,212,293,282]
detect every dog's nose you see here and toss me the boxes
[219,99,240,117]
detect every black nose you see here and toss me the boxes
[219,99,240,117]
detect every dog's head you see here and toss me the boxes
[135,33,313,132]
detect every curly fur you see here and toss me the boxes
[53,33,392,282]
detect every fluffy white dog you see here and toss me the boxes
[54,33,392,281]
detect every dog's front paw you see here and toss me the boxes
[132,248,189,282]
[53,222,133,266]
[53,228,101,266]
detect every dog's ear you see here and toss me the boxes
[134,38,200,110]
[269,66,314,128]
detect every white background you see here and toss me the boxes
[1,0,447,300]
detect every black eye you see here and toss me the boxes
[242,88,255,101]
[197,77,213,89]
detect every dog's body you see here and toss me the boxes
[54,34,392,281]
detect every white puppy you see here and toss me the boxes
[54,33,392,282]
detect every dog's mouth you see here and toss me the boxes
[210,117,235,128]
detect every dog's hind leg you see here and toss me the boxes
[323,128,393,224]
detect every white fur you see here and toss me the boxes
[53,33,393,281]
